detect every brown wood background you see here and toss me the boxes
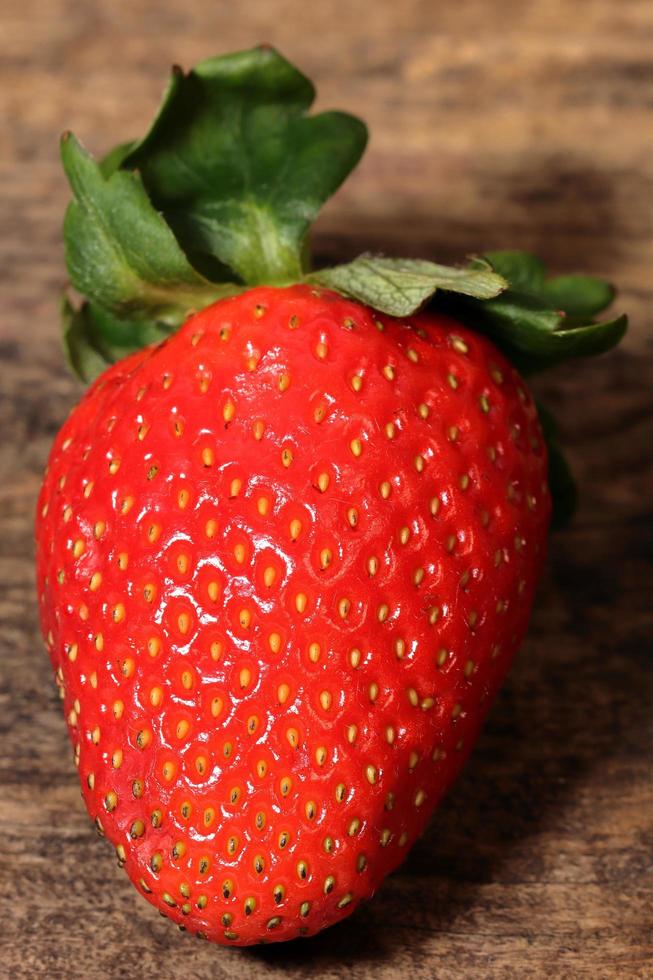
[1,1,652,977]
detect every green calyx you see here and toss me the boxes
[60,46,627,526]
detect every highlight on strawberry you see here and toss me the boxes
[36,46,627,945]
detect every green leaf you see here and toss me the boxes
[61,295,176,383]
[123,47,368,285]
[481,250,547,292]
[61,132,236,324]
[450,251,628,373]
[540,274,615,319]
[99,140,136,178]
[307,254,507,316]
[61,296,109,383]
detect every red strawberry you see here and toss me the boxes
[39,48,626,945]
[37,285,549,943]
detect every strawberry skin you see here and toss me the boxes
[36,285,550,944]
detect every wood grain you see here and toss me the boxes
[1,1,652,977]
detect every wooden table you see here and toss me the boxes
[1,1,652,976]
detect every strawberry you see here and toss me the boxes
[37,48,626,945]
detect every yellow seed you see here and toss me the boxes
[350,374,363,392]
[150,686,163,708]
[295,592,308,614]
[385,422,396,439]
[379,481,391,499]
[289,518,302,539]
[395,638,406,658]
[346,724,358,744]
[286,727,299,749]
[257,495,269,516]
[72,539,85,559]
[112,699,124,720]
[210,697,223,718]
[239,609,251,629]
[377,603,389,623]
[338,597,351,619]
[464,659,475,678]
[350,438,363,457]
[386,725,395,744]
[223,399,236,423]
[367,556,378,576]
[365,764,377,785]
[67,642,78,662]
[280,776,292,796]
[177,612,190,635]
[281,447,293,467]
[201,447,214,467]
[315,341,328,359]
[239,667,252,688]
[408,687,419,707]
[308,642,321,663]
[399,526,411,545]
[319,548,332,570]
[382,364,395,381]
[450,335,469,354]
[368,682,379,702]
[347,507,358,527]
[413,567,425,586]
[112,603,125,624]
[176,719,190,740]
[111,749,123,769]
[277,683,290,704]
[108,459,120,475]
[315,746,327,766]
[147,523,160,543]
[147,636,160,657]
[349,648,362,668]
[414,454,425,473]
[278,373,290,392]
[316,471,330,493]
[263,566,276,587]
[319,690,332,711]
[452,703,462,719]
[269,632,282,654]
[177,554,189,574]
[93,521,105,539]
[229,478,242,498]
[234,543,246,564]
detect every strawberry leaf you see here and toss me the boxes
[122,47,368,286]
[62,296,176,383]
[61,132,235,324]
[307,254,507,316]
[451,251,628,373]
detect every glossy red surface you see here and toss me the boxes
[35,286,550,943]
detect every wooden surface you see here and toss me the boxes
[1,1,652,977]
